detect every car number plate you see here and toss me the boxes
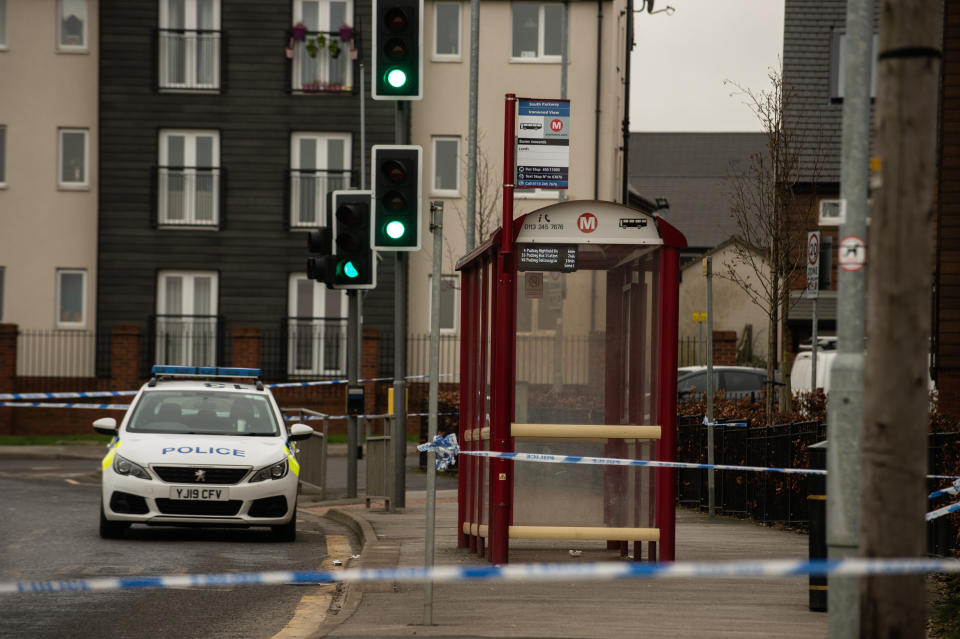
[170,487,229,501]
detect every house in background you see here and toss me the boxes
[780,0,857,354]
[628,131,769,362]
[0,0,100,376]
[628,132,766,264]
[935,1,960,412]
[677,238,770,366]
[96,0,399,380]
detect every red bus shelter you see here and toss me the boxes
[455,200,686,564]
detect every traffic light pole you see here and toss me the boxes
[393,251,407,510]
[392,101,409,511]
[347,290,359,498]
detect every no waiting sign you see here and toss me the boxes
[806,231,820,299]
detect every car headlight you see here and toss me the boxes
[248,459,288,483]
[113,454,151,480]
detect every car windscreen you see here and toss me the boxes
[126,390,280,436]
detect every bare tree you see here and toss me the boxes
[724,65,823,421]
[445,131,502,269]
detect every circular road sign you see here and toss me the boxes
[838,236,867,272]
[808,233,820,266]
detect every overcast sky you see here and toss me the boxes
[629,1,785,132]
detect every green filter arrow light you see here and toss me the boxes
[341,260,360,279]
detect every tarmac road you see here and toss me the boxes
[0,455,360,639]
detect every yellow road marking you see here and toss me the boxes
[271,534,354,639]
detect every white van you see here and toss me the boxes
[790,338,934,396]
[790,348,835,395]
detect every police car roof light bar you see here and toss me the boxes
[150,365,263,379]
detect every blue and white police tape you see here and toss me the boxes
[457,449,826,477]
[4,557,960,595]
[927,501,960,522]
[417,433,460,471]
[702,417,748,428]
[267,373,454,389]
[451,450,960,522]
[0,402,130,411]
[930,478,960,500]
[0,390,137,401]
[284,411,458,422]
[0,373,456,399]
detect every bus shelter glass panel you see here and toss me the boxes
[513,244,661,530]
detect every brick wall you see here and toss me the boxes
[0,324,398,437]
[713,330,737,365]
[0,324,16,434]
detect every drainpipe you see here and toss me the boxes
[621,0,633,205]
[594,0,603,201]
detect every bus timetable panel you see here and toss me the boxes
[517,244,577,272]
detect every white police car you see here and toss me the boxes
[94,365,313,541]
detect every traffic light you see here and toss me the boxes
[331,190,376,289]
[306,226,336,289]
[372,0,423,100]
[371,145,422,251]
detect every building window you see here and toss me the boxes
[159,0,222,91]
[58,128,88,188]
[0,125,6,186]
[830,31,877,102]
[156,271,218,366]
[56,269,86,328]
[158,130,220,227]
[292,0,354,93]
[432,136,460,196]
[511,2,562,61]
[0,0,8,49]
[58,0,87,51]
[433,2,460,60]
[288,274,347,375]
[290,132,351,228]
[429,274,458,333]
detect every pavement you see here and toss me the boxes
[1,444,829,638]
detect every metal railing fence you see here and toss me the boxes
[15,329,98,378]
[675,417,825,526]
[158,28,222,90]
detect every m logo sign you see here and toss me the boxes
[578,212,597,233]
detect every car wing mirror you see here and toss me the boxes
[93,417,118,436]
[288,423,314,441]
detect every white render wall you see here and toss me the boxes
[0,0,99,332]
[407,0,628,335]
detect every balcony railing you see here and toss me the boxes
[156,166,222,227]
[289,169,352,228]
[291,30,353,93]
[153,315,220,367]
[285,317,348,376]
[158,29,222,91]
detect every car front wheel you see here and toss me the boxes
[99,500,130,539]
[271,508,297,542]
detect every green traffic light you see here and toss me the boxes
[338,260,360,279]
[385,220,406,240]
[386,68,407,88]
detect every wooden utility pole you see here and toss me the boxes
[859,2,941,636]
